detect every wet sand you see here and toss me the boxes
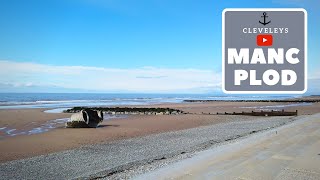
[0,101,319,163]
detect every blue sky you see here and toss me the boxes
[0,0,319,93]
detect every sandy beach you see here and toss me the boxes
[0,100,319,164]
[0,113,300,179]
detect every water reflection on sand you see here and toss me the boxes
[0,113,126,138]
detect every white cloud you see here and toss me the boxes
[1,60,319,94]
[0,60,221,93]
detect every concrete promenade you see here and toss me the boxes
[136,113,320,180]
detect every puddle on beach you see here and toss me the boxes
[0,113,126,138]
[0,118,70,137]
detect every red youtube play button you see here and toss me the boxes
[257,34,273,46]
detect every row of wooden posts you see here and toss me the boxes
[197,109,298,116]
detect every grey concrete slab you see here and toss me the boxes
[135,113,320,180]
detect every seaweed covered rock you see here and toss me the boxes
[64,107,184,115]
[66,109,103,128]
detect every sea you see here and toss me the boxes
[0,93,298,110]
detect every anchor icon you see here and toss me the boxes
[259,12,271,26]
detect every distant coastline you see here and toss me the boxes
[0,93,302,109]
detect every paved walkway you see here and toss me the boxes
[136,113,320,180]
